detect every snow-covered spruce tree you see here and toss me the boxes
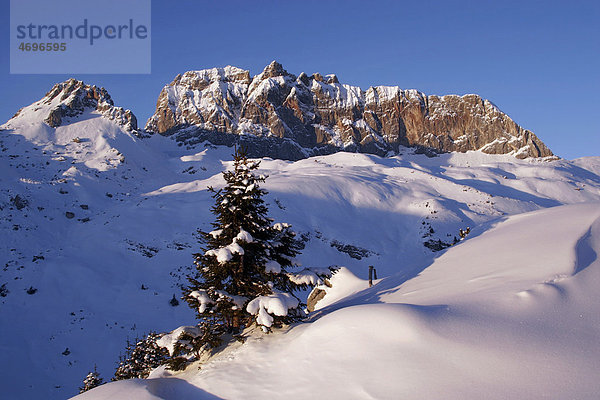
[79,365,103,393]
[185,147,316,334]
[112,332,169,381]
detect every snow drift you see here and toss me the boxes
[75,203,600,399]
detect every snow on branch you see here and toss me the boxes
[246,292,299,328]
[205,229,254,264]
[205,242,244,263]
[235,229,254,243]
[209,229,223,238]
[286,269,322,286]
[156,326,202,357]
[214,290,247,310]
[189,290,214,313]
[264,260,282,274]
[273,222,291,231]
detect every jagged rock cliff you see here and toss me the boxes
[146,61,553,159]
[6,79,138,133]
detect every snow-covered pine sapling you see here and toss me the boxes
[112,332,169,380]
[79,365,103,393]
[185,147,319,335]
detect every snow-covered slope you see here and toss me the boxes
[1,90,599,398]
[75,203,600,400]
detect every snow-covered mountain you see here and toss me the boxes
[145,62,553,159]
[6,79,138,134]
[0,80,598,399]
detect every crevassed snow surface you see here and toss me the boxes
[1,108,600,398]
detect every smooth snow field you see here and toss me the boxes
[1,110,600,399]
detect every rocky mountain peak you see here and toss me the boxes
[43,78,113,110]
[325,74,339,84]
[260,61,291,79]
[171,66,252,90]
[297,72,310,86]
[144,62,554,160]
[6,79,138,133]
[146,66,252,135]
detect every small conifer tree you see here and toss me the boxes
[112,332,169,381]
[185,147,313,334]
[79,365,103,393]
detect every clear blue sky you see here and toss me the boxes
[1,0,598,159]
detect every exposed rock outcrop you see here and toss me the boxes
[146,61,553,159]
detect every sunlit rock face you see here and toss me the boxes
[146,61,553,160]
